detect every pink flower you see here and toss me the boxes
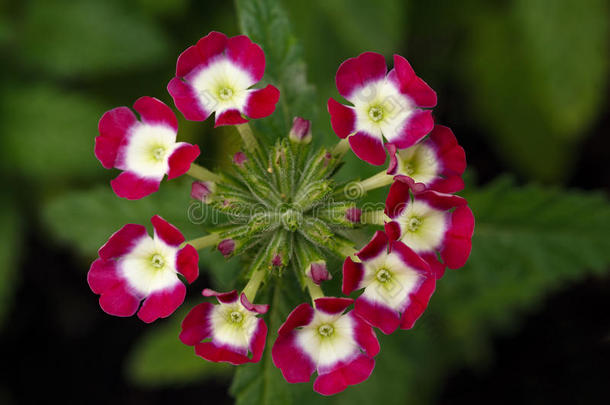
[272,297,379,396]
[95,96,200,200]
[180,289,268,365]
[87,215,199,323]
[168,31,280,126]
[328,52,436,165]
[384,179,475,278]
[343,231,436,334]
[387,125,466,193]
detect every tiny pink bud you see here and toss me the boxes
[308,261,332,285]
[233,151,248,166]
[345,207,361,224]
[191,181,214,202]
[272,254,283,267]
[217,239,235,257]
[289,117,312,144]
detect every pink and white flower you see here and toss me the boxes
[343,231,435,334]
[180,289,268,365]
[272,297,379,396]
[87,215,199,323]
[386,125,466,193]
[328,52,436,166]
[95,96,200,200]
[384,179,475,278]
[168,31,280,126]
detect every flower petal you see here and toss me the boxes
[177,31,228,77]
[137,282,186,323]
[248,318,268,363]
[342,257,364,295]
[278,303,315,335]
[167,77,211,121]
[244,84,280,119]
[202,288,239,304]
[314,297,353,315]
[110,171,161,200]
[392,54,437,108]
[98,282,140,318]
[87,258,122,294]
[180,302,214,346]
[151,215,185,246]
[348,131,386,165]
[226,35,265,84]
[328,98,356,139]
[336,52,387,100]
[214,109,248,127]
[240,293,269,314]
[272,333,316,383]
[133,96,178,131]
[313,355,375,396]
[96,107,137,168]
[384,179,411,219]
[167,143,200,180]
[98,223,147,260]
[428,125,466,176]
[350,313,380,357]
[356,231,388,262]
[195,341,252,365]
[176,244,199,284]
[389,109,434,149]
[440,205,475,269]
[354,296,401,334]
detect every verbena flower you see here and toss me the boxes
[180,289,268,365]
[385,179,475,278]
[343,231,436,334]
[168,31,280,125]
[387,125,466,193]
[272,297,379,396]
[95,96,200,200]
[88,30,475,396]
[328,52,436,165]
[87,215,199,323]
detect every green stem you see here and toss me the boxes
[187,163,222,182]
[361,209,386,226]
[242,268,266,302]
[236,123,259,153]
[332,138,350,157]
[305,278,324,303]
[357,170,393,192]
[336,243,358,259]
[184,233,220,250]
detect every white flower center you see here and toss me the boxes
[150,253,165,269]
[318,323,334,337]
[368,106,384,122]
[403,162,415,176]
[376,268,392,283]
[406,217,422,232]
[152,146,167,161]
[218,87,234,101]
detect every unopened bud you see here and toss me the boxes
[289,117,312,144]
[191,181,215,203]
[217,239,236,257]
[307,260,332,285]
[233,151,248,167]
[345,207,362,224]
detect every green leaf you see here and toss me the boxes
[0,195,22,329]
[0,84,105,181]
[462,0,608,181]
[235,0,317,141]
[20,0,169,77]
[126,306,233,387]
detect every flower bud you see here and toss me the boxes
[217,238,236,257]
[190,181,215,203]
[345,207,362,224]
[307,260,332,285]
[289,117,312,144]
[233,151,248,167]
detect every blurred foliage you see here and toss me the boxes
[0,0,609,403]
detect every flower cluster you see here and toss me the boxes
[88,31,474,395]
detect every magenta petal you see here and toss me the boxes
[421,252,446,279]
[327,98,355,139]
[214,109,248,127]
[391,110,434,149]
[389,240,430,273]
[137,282,186,323]
[386,143,399,175]
[272,333,315,383]
[249,319,268,363]
[195,341,251,365]
[133,96,178,131]
[428,125,466,176]
[98,223,147,259]
[384,221,401,241]
[336,52,387,100]
[99,282,140,318]
[226,35,265,83]
[430,176,465,194]
[384,179,411,219]
[278,303,315,335]
[87,258,121,294]
[417,190,467,211]
[350,313,380,356]
[349,132,386,166]
[357,231,388,262]
[244,85,280,119]
[313,355,375,396]
[440,206,474,269]
[354,297,400,335]
[111,172,160,200]
[167,77,211,121]
[400,276,435,329]
[151,215,185,246]
[175,45,204,78]
[191,32,228,72]
[96,107,137,168]
[202,288,239,304]
[176,244,199,284]
[168,143,200,180]
[392,55,437,108]
[240,293,269,314]
[314,297,353,315]
[180,302,214,346]
[342,257,364,295]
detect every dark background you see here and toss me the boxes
[0,0,608,404]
